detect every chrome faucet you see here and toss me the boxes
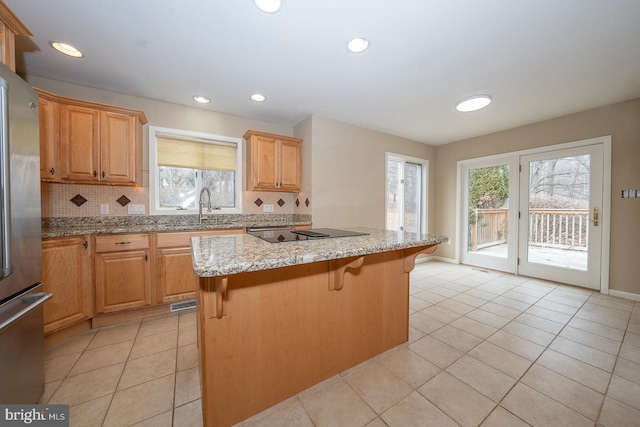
[199,188,211,223]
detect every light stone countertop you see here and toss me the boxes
[191,227,449,277]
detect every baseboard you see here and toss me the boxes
[607,289,640,302]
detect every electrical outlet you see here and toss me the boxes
[100,204,109,215]
[127,204,145,215]
[263,204,274,213]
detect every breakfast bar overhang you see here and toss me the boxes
[191,228,448,426]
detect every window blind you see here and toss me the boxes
[156,135,236,171]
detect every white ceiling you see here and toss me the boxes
[7,0,640,145]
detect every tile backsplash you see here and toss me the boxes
[41,183,311,218]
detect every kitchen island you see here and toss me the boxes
[191,228,448,426]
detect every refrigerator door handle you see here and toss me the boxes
[0,78,11,280]
[0,292,52,332]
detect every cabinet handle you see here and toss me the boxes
[101,171,105,178]
[144,254,148,261]
[93,170,97,177]
[115,241,131,245]
[49,167,55,175]
[83,240,88,249]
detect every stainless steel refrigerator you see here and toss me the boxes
[0,62,51,403]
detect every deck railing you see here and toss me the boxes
[470,208,589,251]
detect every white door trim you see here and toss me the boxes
[455,135,611,292]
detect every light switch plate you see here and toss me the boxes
[127,204,145,214]
[100,204,109,215]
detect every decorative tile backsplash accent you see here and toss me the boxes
[254,198,263,207]
[305,198,310,207]
[70,194,87,206]
[277,199,285,207]
[117,195,131,206]
[296,199,300,207]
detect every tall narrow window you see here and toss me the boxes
[149,127,243,215]
[385,153,428,234]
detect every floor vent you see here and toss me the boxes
[170,299,196,312]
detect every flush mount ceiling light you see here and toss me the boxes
[455,95,492,112]
[193,95,211,104]
[50,41,84,58]
[347,37,369,53]
[254,0,282,13]
[250,93,266,102]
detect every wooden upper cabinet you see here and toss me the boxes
[0,2,31,72]
[244,130,302,192]
[38,89,147,186]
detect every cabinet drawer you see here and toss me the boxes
[156,229,244,248]
[95,233,149,252]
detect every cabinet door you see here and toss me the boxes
[60,104,100,182]
[42,237,91,333]
[157,247,198,304]
[39,97,61,181]
[278,139,302,192]
[101,111,139,184]
[95,249,152,313]
[249,134,279,190]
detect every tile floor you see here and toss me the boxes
[41,261,640,426]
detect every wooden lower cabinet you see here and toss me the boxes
[42,236,92,334]
[156,229,243,304]
[94,234,152,314]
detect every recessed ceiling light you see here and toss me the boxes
[254,0,282,13]
[250,93,266,102]
[347,37,369,53]
[455,95,492,112]
[193,95,210,104]
[50,41,84,58]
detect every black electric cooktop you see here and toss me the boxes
[247,228,369,243]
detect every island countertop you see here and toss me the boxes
[191,227,448,277]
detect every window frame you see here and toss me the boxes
[385,152,428,234]
[149,126,243,215]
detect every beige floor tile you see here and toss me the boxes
[536,349,611,393]
[118,348,177,390]
[407,325,425,343]
[131,411,173,427]
[103,374,175,427]
[574,309,629,330]
[179,310,197,328]
[408,335,464,369]
[510,286,548,299]
[446,355,516,402]
[535,298,580,315]
[501,320,555,347]
[514,312,564,334]
[628,320,640,335]
[451,293,488,308]
[525,305,572,324]
[449,316,498,339]
[175,366,201,407]
[408,311,445,334]
[468,341,532,380]
[607,375,640,411]
[178,325,197,347]
[466,309,511,329]
[559,325,622,355]
[173,399,203,427]
[580,302,632,321]
[49,363,124,406]
[620,342,640,364]
[501,383,592,427]
[521,364,604,420]
[345,361,413,414]
[137,315,179,338]
[624,331,640,348]
[501,290,540,305]
[129,329,178,360]
[248,399,314,427]
[465,288,501,302]
[418,372,495,427]
[429,286,462,299]
[300,380,376,427]
[487,330,545,361]
[480,302,522,320]
[69,395,112,427]
[45,332,95,360]
[598,396,640,427]
[542,293,585,308]
[177,342,200,371]
[44,352,81,382]
[381,392,458,427]
[69,340,133,376]
[366,417,390,426]
[431,324,483,352]
[568,316,625,341]
[436,299,476,315]
[87,323,139,350]
[378,347,441,388]
[490,295,532,312]
[39,380,61,404]
[409,295,431,311]
[412,290,447,305]
[480,406,530,427]
[420,304,463,323]
[549,336,617,372]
